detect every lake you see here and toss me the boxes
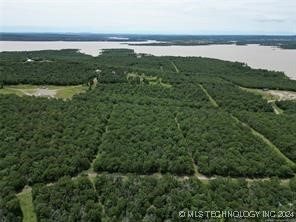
[1,41,296,80]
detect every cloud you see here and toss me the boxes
[0,0,295,34]
[255,18,286,23]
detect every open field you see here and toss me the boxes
[241,87,296,101]
[0,84,87,99]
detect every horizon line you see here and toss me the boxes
[1,32,296,36]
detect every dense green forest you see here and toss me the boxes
[276,100,296,114]
[201,82,274,112]
[0,49,295,221]
[237,112,296,162]
[94,104,194,175]
[177,109,294,177]
[32,175,296,221]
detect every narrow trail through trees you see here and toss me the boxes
[198,83,296,170]
[174,114,199,176]
[198,84,219,107]
[17,187,37,222]
[232,115,296,168]
[87,105,115,178]
[170,61,180,73]
[270,101,284,114]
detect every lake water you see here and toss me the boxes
[1,41,296,80]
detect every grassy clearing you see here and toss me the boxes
[270,101,284,114]
[159,78,172,88]
[240,87,296,101]
[240,87,279,101]
[0,85,87,99]
[55,85,87,99]
[126,72,172,88]
[17,188,37,222]
[8,85,39,90]
[0,87,24,96]
[240,87,294,114]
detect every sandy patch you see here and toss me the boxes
[24,88,57,98]
[267,90,296,101]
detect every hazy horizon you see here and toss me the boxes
[1,32,296,36]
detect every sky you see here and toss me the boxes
[0,0,295,35]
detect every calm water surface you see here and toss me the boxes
[1,41,295,79]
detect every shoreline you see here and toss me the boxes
[1,41,295,80]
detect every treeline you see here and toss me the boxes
[0,50,96,86]
[32,175,296,221]
[0,49,93,62]
[177,109,294,177]
[170,57,296,91]
[0,182,22,222]
[220,71,296,92]
[97,49,176,73]
[1,61,97,85]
